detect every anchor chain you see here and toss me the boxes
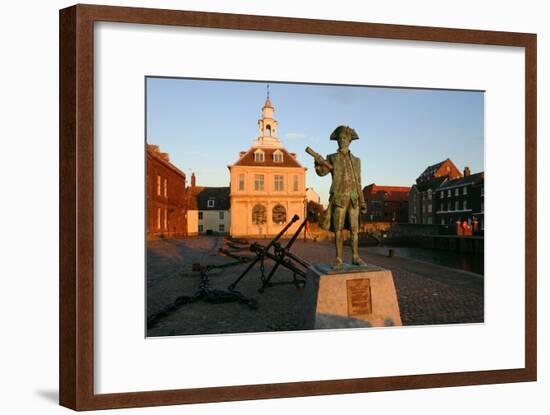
[147,261,258,330]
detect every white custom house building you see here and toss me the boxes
[228,93,307,237]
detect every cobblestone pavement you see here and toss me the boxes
[147,236,483,337]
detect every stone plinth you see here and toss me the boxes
[303,264,402,329]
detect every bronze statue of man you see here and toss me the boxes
[309,125,367,269]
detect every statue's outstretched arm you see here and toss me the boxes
[315,160,331,177]
[306,146,332,176]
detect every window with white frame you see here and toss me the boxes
[274,175,284,191]
[427,189,432,200]
[254,150,265,162]
[273,151,283,163]
[198,211,203,220]
[440,192,444,199]
[447,189,451,197]
[463,186,468,195]
[254,174,264,191]
[207,199,215,208]
[463,200,468,210]
[455,200,459,210]
[455,188,459,196]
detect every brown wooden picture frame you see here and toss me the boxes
[59,4,537,411]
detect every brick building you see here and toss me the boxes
[146,144,187,240]
[409,158,462,224]
[434,168,484,231]
[362,184,410,223]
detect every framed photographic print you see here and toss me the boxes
[59,4,537,411]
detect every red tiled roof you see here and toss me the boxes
[417,158,461,183]
[363,184,410,202]
[233,147,303,168]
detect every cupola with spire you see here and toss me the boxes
[253,84,282,148]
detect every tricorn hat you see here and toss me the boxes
[330,125,359,141]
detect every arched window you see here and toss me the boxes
[266,125,272,136]
[272,204,287,224]
[252,204,267,225]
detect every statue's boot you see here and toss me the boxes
[333,231,345,270]
[351,232,367,266]
[352,256,366,266]
[332,257,344,270]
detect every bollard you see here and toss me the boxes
[388,249,394,258]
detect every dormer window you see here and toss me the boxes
[273,151,283,163]
[254,150,265,162]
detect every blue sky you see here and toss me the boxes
[146,78,484,205]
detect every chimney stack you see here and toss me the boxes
[147,144,160,153]
[191,172,196,188]
[463,167,471,176]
